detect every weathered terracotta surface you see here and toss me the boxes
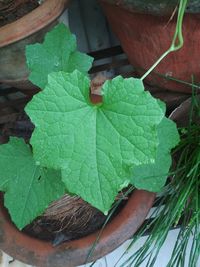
[100,1,200,93]
[0,190,155,267]
[100,0,180,16]
[0,0,70,91]
[100,0,200,15]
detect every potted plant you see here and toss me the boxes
[0,22,180,267]
[99,0,200,93]
[0,0,70,93]
[0,24,179,266]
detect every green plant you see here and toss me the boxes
[0,0,187,230]
[115,90,200,267]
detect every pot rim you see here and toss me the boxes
[0,0,70,48]
[0,190,155,267]
[169,95,200,127]
[99,0,200,16]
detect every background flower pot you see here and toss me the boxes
[100,0,200,93]
[0,190,155,267]
[0,0,70,94]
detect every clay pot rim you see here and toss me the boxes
[0,190,155,267]
[99,0,174,16]
[99,0,200,16]
[170,96,193,120]
[169,95,200,126]
[0,0,70,48]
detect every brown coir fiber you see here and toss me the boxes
[23,194,107,245]
[23,190,129,245]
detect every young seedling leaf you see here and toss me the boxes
[0,138,65,229]
[25,70,165,213]
[26,23,93,89]
[131,117,180,191]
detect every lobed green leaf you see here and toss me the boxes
[26,23,93,89]
[131,117,180,191]
[25,70,165,213]
[0,138,65,229]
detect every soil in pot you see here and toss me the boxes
[0,0,39,27]
[22,190,130,246]
[22,194,108,245]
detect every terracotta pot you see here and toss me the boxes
[0,190,155,267]
[100,1,200,93]
[0,0,70,93]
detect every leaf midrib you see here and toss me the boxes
[19,164,40,228]
[94,108,105,209]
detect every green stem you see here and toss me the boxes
[141,49,171,81]
[141,0,188,81]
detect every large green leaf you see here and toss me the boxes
[25,70,165,213]
[26,23,93,89]
[131,117,180,191]
[0,138,64,229]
